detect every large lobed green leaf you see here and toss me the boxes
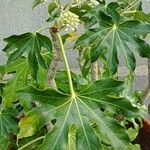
[75,7,150,75]
[17,78,142,149]
[3,32,52,79]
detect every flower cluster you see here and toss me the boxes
[58,11,80,31]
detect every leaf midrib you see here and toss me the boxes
[51,100,73,150]
[77,96,128,149]
[75,98,92,150]
[79,95,136,117]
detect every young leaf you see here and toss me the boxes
[3,32,52,79]
[17,78,141,149]
[75,10,150,75]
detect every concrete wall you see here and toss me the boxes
[0,0,48,60]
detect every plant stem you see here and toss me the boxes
[122,10,137,14]
[48,28,62,89]
[56,33,75,97]
[17,136,45,150]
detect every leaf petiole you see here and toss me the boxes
[36,26,50,33]
[17,136,45,150]
[56,33,75,97]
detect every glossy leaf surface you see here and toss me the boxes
[17,79,142,149]
[75,9,150,75]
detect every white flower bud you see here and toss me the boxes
[57,11,79,31]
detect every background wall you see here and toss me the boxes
[0,0,150,104]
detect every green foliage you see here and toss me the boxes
[0,108,18,137]
[16,78,141,149]
[3,33,52,79]
[3,58,29,108]
[75,8,150,75]
[0,0,150,149]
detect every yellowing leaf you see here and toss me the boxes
[18,115,39,139]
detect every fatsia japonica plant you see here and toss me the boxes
[1,0,150,149]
